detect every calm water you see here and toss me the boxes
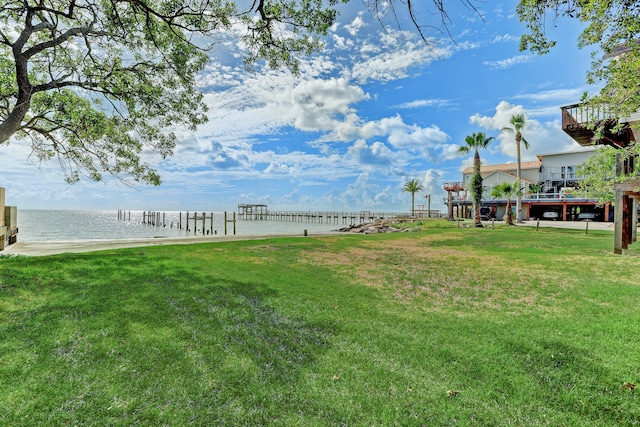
[15,210,340,242]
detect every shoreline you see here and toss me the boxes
[1,220,616,257]
[1,231,340,257]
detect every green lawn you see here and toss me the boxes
[1,223,640,426]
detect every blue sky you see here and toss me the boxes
[1,1,596,213]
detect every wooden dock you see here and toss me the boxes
[237,204,442,224]
[117,207,444,236]
[118,210,236,235]
[238,206,420,224]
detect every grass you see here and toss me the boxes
[2,222,640,425]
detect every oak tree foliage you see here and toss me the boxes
[0,0,347,184]
[576,145,640,204]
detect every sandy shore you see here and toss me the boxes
[0,220,614,257]
[1,232,336,257]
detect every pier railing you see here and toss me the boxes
[118,209,445,235]
[237,210,443,224]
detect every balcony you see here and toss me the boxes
[561,103,635,147]
[449,192,591,203]
[444,182,464,191]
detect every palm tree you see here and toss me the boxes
[491,181,522,225]
[458,132,494,227]
[402,179,424,217]
[502,114,530,223]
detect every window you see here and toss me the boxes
[561,166,575,180]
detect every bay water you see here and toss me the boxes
[15,209,340,242]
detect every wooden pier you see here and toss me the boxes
[117,206,443,237]
[237,204,424,224]
[118,210,236,236]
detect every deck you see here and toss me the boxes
[561,103,635,147]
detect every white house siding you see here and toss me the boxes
[537,148,597,194]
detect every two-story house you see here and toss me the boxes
[445,148,607,222]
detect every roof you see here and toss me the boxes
[462,160,541,175]
[535,147,596,160]
[483,170,534,184]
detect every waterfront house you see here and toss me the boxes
[444,148,607,222]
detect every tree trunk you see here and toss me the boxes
[505,199,513,225]
[473,149,483,227]
[0,50,33,143]
[411,193,415,216]
[515,132,522,222]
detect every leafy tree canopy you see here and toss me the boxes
[0,0,355,184]
[576,145,640,204]
[491,180,520,224]
[517,0,640,120]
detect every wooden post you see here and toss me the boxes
[614,187,623,254]
[614,153,624,254]
[633,198,638,243]
[194,212,198,235]
[426,194,431,218]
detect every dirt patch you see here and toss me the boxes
[299,235,564,314]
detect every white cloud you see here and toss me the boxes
[440,144,464,161]
[458,156,475,172]
[346,139,394,169]
[491,33,519,44]
[348,30,453,83]
[469,100,580,160]
[483,54,532,70]
[322,172,393,210]
[388,123,449,148]
[332,34,353,49]
[264,161,295,174]
[420,168,447,210]
[288,78,369,131]
[394,98,455,109]
[345,15,366,36]
[511,88,585,104]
